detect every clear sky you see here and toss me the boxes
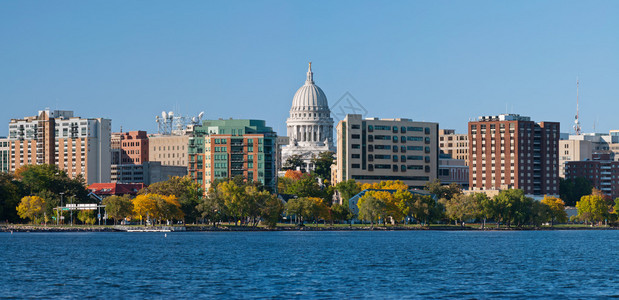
[1,1,618,137]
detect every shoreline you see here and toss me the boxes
[2,224,617,233]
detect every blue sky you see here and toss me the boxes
[1,1,618,137]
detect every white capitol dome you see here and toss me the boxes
[282,62,335,171]
[291,63,329,111]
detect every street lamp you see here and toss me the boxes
[58,192,64,226]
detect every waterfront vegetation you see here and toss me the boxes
[1,163,619,229]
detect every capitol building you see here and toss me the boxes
[281,63,334,171]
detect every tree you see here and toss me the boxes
[284,173,324,198]
[541,196,567,226]
[0,173,22,223]
[15,164,89,203]
[133,194,157,225]
[335,180,362,207]
[103,195,134,225]
[77,210,96,225]
[312,151,334,181]
[576,193,610,225]
[219,180,249,224]
[139,176,202,224]
[260,193,284,228]
[16,196,46,223]
[285,198,305,225]
[425,179,462,201]
[331,203,353,224]
[196,186,226,226]
[560,177,593,206]
[440,193,481,226]
[357,195,387,228]
[283,154,305,171]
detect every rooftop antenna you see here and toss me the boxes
[573,77,581,135]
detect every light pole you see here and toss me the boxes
[58,192,64,225]
[70,195,74,226]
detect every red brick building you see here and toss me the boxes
[468,114,559,195]
[119,131,149,164]
[565,152,619,199]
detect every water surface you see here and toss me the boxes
[1,230,617,298]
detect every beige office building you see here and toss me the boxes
[439,129,468,164]
[559,139,593,178]
[336,114,438,188]
[7,109,111,184]
[148,134,189,167]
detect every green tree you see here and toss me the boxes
[196,186,226,226]
[285,197,305,225]
[219,181,249,224]
[560,177,593,206]
[0,173,21,223]
[424,179,462,201]
[16,196,46,223]
[15,164,89,203]
[440,193,481,226]
[260,193,284,228]
[311,151,334,182]
[103,195,134,225]
[77,210,96,225]
[357,194,387,228]
[284,173,324,198]
[283,154,305,171]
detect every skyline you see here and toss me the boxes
[2,1,619,137]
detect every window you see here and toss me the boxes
[392,146,398,153]
[401,127,406,133]
[352,134,360,139]
[352,164,360,169]
[352,144,360,149]
[352,154,360,158]
[351,124,361,129]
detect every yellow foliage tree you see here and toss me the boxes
[16,195,46,223]
[133,194,157,225]
[361,180,409,191]
[541,195,567,226]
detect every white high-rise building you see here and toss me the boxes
[281,63,334,170]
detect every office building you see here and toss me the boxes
[336,114,439,188]
[439,129,468,164]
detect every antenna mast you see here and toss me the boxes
[573,78,581,135]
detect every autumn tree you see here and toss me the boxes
[541,196,567,226]
[576,193,610,225]
[139,176,202,224]
[425,179,463,201]
[16,196,46,223]
[133,194,157,225]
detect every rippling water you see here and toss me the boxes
[1,230,617,298]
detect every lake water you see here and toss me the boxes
[1,230,617,298]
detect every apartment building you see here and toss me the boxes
[565,152,619,199]
[0,137,9,173]
[336,114,439,189]
[188,119,277,191]
[468,114,559,195]
[7,109,111,184]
